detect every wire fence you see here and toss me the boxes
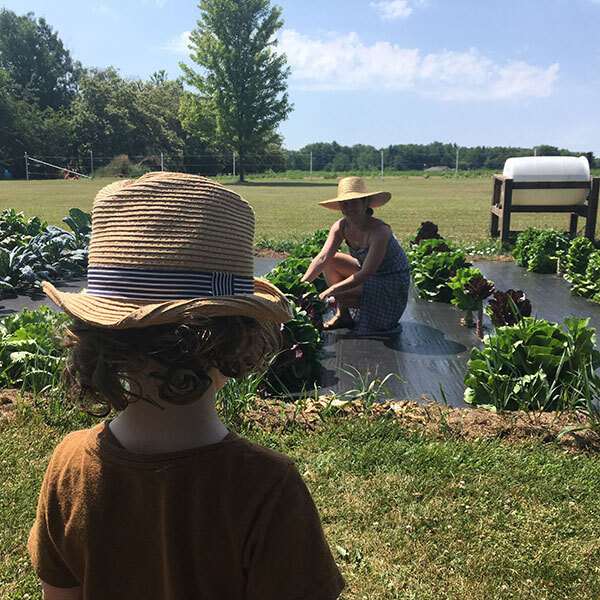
[0,148,467,181]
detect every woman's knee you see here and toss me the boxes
[326,253,360,277]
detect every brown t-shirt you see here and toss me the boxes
[28,422,345,600]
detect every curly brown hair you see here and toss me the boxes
[62,317,282,416]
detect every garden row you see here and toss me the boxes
[0,208,91,297]
[408,222,600,421]
[2,207,600,434]
[512,226,600,302]
[0,221,330,398]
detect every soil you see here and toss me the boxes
[4,389,595,454]
[253,248,289,259]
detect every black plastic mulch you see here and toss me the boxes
[2,258,600,407]
[319,260,600,407]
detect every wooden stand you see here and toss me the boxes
[490,175,600,245]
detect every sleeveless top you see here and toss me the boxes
[341,220,410,335]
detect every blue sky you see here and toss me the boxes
[3,0,600,154]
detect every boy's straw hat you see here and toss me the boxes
[318,176,391,211]
[43,172,292,329]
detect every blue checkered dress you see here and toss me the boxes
[349,236,410,336]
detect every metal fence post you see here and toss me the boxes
[310,151,313,181]
[381,149,384,181]
[160,152,164,171]
[233,152,236,179]
[90,150,94,178]
[25,153,29,180]
[455,148,459,179]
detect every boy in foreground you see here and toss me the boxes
[28,172,345,600]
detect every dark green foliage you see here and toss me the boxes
[0,209,90,298]
[0,210,46,250]
[566,237,595,284]
[447,267,485,313]
[0,9,80,110]
[262,302,322,394]
[181,0,292,181]
[571,250,600,301]
[464,317,600,411]
[409,238,470,303]
[512,228,571,273]
[406,238,455,270]
[0,306,69,392]
[287,228,329,259]
[486,289,532,327]
[512,227,540,268]
[263,229,332,393]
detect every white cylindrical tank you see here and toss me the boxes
[502,156,590,206]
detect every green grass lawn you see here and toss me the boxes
[1,175,595,245]
[2,406,599,600]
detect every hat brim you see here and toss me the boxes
[318,190,391,211]
[42,278,292,329]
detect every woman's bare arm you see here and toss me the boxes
[300,220,344,284]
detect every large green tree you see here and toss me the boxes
[71,68,186,159]
[0,9,80,110]
[180,0,292,181]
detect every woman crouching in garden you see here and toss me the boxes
[301,176,410,336]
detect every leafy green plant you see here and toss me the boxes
[571,250,600,301]
[565,237,595,284]
[263,302,322,395]
[62,207,92,248]
[0,209,90,298]
[410,221,442,246]
[406,237,456,269]
[512,227,541,267]
[464,316,600,411]
[0,209,46,250]
[464,277,495,339]
[0,306,70,393]
[411,248,471,303]
[287,228,329,259]
[448,267,485,327]
[512,228,570,273]
[486,289,532,327]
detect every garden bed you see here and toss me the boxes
[321,258,600,407]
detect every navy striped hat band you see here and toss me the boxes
[87,266,255,302]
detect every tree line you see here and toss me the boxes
[0,6,596,181]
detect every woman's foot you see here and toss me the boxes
[323,315,355,330]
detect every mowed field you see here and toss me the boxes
[0,175,595,244]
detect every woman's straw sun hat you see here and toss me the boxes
[43,172,292,329]
[318,176,391,211]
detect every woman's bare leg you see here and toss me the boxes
[323,254,361,326]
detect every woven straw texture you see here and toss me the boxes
[319,176,391,210]
[43,172,292,328]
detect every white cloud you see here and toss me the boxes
[163,31,191,54]
[278,30,559,101]
[371,0,412,20]
[155,0,167,6]
[94,5,112,15]
[370,0,425,21]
